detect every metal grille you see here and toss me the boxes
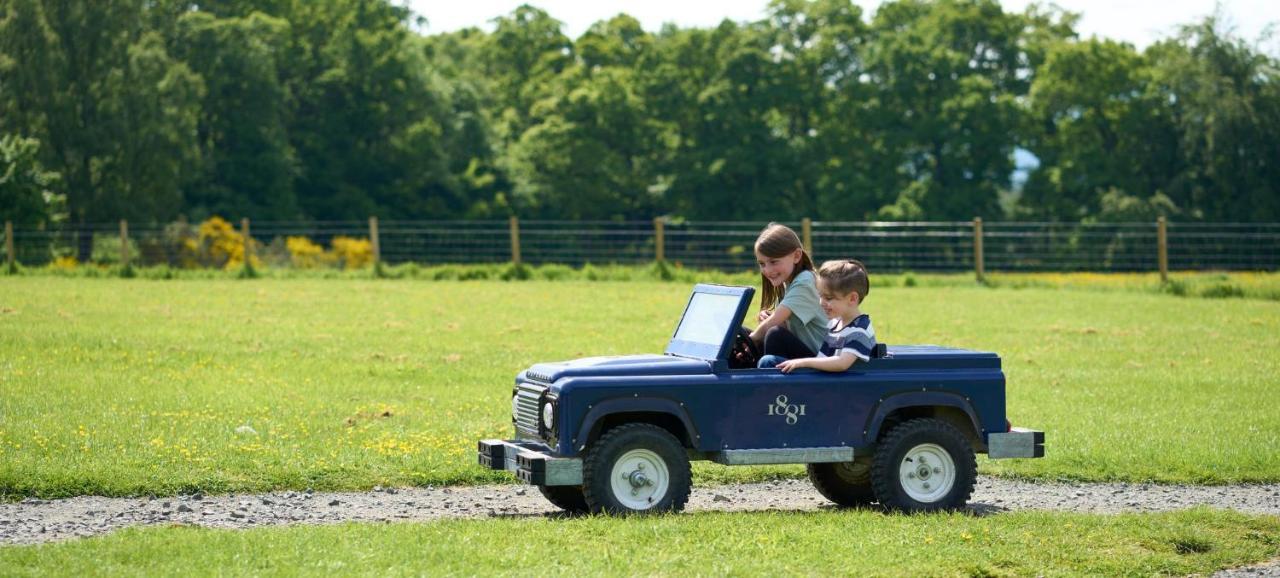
[514,383,545,435]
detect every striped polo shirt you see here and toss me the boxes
[818,314,876,361]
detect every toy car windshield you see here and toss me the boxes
[664,284,753,362]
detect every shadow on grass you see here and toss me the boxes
[487,500,1012,520]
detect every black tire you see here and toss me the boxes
[871,418,976,512]
[808,456,876,507]
[581,423,691,515]
[537,485,588,513]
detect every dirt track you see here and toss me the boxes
[2,476,1278,546]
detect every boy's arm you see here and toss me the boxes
[749,304,793,343]
[776,351,858,373]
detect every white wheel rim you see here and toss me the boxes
[609,449,670,510]
[898,443,956,503]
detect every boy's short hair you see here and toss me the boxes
[817,259,870,301]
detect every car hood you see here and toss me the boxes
[522,354,713,384]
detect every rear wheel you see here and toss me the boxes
[537,485,588,513]
[871,418,976,512]
[808,456,875,507]
[582,423,691,515]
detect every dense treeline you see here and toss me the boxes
[2,0,1279,246]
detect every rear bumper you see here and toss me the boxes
[987,427,1045,459]
[477,439,583,486]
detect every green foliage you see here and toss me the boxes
[172,11,296,220]
[1199,283,1245,299]
[0,134,63,226]
[1,0,1279,232]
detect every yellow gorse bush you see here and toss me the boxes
[284,235,372,270]
[190,216,263,270]
[286,236,332,269]
[331,236,373,269]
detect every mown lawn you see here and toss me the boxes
[1,277,1278,498]
[1,508,1278,576]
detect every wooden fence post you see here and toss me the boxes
[369,216,381,264]
[509,216,521,265]
[119,219,130,268]
[654,217,665,263]
[801,217,813,257]
[1157,216,1168,283]
[973,217,985,283]
[241,218,252,265]
[4,221,13,271]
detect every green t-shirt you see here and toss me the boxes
[780,270,829,354]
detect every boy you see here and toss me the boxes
[759,259,875,373]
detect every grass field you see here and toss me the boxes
[2,276,1278,498]
[1,508,1278,576]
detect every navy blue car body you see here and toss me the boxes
[519,348,1005,457]
[479,283,1043,514]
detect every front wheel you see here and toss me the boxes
[871,418,976,512]
[582,423,691,515]
[537,485,588,513]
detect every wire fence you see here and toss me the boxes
[4,218,1279,273]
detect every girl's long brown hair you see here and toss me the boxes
[755,222,815,311]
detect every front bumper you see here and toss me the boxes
[477,439,583,486]
[987,427,1045,458]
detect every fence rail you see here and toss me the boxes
[4,217,1280,274]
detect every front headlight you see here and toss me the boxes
[511,393,519,421]
[541,401,555,430]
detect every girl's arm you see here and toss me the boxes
[749,305,793,343]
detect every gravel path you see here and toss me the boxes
[3,478,1278,575]
[2,477,1278,547]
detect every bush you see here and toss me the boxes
[536,263,574,281]
[500,263,531,281]
[1199,283,1244,299]
[1161,279,1189,297]
[331,236,373,270]
[191,216,262,270]
[286,236,330,269]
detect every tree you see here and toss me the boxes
[1146,16,1280,222]
[275,0,459,219]
[0,0,202,259]
[172,11,298,221]
[864,0,1026,220]
[0,134,63,226]
[482,5,574,146]
[658,21,793,220]
[1021,38,1178,220]
[763,0,878,220]
[509,65,675,219]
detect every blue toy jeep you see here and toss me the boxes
[478,284,1044,514]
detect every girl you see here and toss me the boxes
[749,223,828,366]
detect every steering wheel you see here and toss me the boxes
[729,326,762,369]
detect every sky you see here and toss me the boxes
[406,0,1279,51]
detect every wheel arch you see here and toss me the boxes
[866,393,986,451]
[574,398,698,452]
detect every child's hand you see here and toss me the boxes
[757,309,772,323]
[777,359,807,373]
